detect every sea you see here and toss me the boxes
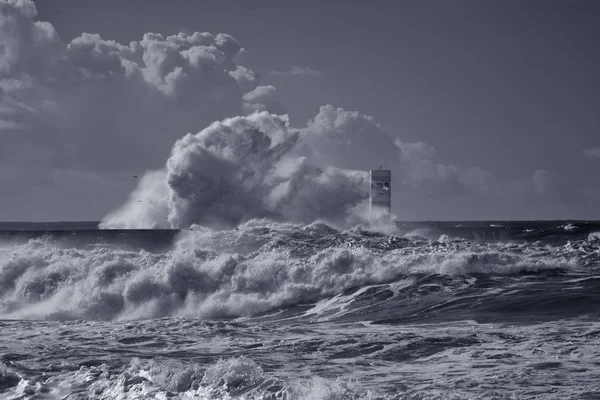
[0,220,599,399]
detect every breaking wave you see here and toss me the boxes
[1,221,598,322]
[2,355,382,399]
[99,112,387,231]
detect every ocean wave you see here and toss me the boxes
[1,355,381,399]
[2,314,600,399]
[1,223,597,322]
[5,351,599,399]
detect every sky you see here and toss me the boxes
[1,0,599,222]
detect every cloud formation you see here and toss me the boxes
[268,66,324,78]
[242,85,285,115]
[0,0,285,219]
[583,147,600,159]
[1,0,595,222]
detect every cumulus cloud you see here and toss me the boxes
[242,85,285,115]
[268,66,324,78]
[0,0,284,219]
[2,0,592,223]
[583,147,600,159]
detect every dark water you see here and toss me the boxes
[1,220,599,399]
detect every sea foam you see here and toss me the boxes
[1,222,592,322]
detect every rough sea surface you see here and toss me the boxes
[1,221,599,399]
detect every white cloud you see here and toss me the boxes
[1,0,593,222]
[583,147,600,159]
[268,66,324,78]
[0,0,281,219]
[242,85,285,115]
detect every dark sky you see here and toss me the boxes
[1,0,599,221]
[35,0,600,179]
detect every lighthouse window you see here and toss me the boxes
[384,182,389,189]
[377,182,383,188]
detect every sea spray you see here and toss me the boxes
[0,222,591,322]
[100,113,372,230]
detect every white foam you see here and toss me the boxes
[100,113,378,231]
[0,223,591,321]
[2,356,378,399]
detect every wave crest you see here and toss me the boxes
[3,355,376,399]
[1,224,593,321]
[100,112,372,231]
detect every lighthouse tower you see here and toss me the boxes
[369,168,391,218]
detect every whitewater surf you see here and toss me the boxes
[1,220,599,399]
